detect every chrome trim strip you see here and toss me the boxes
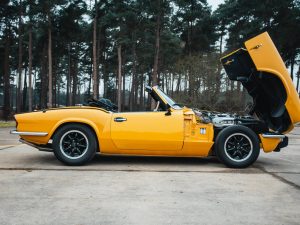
[10,130,48,136]
[262,134,285,139]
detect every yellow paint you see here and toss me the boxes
[110,110,184,151]
[182,108,214,156]
[259,135,282,153]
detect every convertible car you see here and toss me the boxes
[11,32,300,168]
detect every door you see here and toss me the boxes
[111,110,184,151]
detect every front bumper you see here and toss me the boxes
[274,136,288,152]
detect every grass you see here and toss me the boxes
[0,121,16,128]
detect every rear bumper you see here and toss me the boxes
[10,130,48,136]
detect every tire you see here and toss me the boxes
[214,125,260,168]
[52,124,97,166]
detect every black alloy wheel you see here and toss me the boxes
[214,125,260,168]
[52,124,97,166]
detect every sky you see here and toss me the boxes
[207,0,224,11]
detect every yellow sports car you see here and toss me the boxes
[11,32,300,168]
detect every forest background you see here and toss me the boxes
[1,0,300,120]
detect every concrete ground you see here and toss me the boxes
[0,127,299,225]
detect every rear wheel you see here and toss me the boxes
[214,125,260,168]
[52,124,97,166]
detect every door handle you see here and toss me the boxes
[114,117,127,122]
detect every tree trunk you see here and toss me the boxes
[117,45,122,111]
[17,0,23,113]
[290,54,295,81]
[165,72,169,93]
[103,62,108,98]
[97,26,104,97]
[72,58,78,105]
[28,24,33,111]
[57,80,60,107]
[187,21,192,56]
[176,73,181,94]
[53,62,57,107]
[129,40,137,111]
[140,76,144,109]
[47,9,53,108]
[102,52,108,98]
[151,0,161,109]
[3,27,11,120]
[67,44,71,105]
[88,61,92,97]
[188,70,193,96]
[152,1,161,87]
[171,73,175,96]
[23,67,27,111]
[122,68,126,111]
[161,72,165,91]
[215,32,223,95]
[40,43,48,109]
[92,0,98,99]
[33,69,37,108]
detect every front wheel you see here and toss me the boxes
[52,124,97,166]
[214,125,260,168]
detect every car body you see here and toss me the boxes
[11,32,300,168]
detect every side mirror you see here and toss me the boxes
[165,108,171,116]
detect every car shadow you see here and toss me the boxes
[16,151,222,168]
[89,154,221,166]
[17,152,264,172]
[37,152,220,165]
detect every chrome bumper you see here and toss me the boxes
[10,130,48,136]
[261,134,285,139]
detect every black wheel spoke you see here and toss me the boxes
[227,141,235,146]
[227,147,235,151]
[67,134,73,140]
[77,148,82,154]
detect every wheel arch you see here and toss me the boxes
[50,120,101,152]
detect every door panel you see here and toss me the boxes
[111,111,184,151]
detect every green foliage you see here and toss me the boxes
[215,0,300,61]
